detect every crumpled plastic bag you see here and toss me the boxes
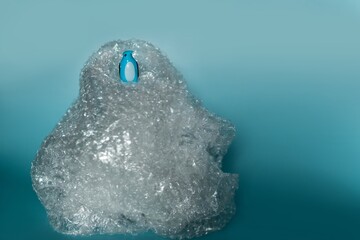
[31,39,238,239]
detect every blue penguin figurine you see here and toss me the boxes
[119,50,139,83]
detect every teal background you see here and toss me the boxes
[1,0,360,239]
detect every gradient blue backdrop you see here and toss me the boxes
[1,0,359,239]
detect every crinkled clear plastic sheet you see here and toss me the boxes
[31,39,238,239]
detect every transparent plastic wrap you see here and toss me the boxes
[31,39,238,239]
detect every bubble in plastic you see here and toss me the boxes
[31,39,238,239]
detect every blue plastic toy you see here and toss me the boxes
[119,50,139,83]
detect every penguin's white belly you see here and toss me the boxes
[125,62,135,82]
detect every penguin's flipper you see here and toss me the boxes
[119,64,123,82]
[136,61,139,77]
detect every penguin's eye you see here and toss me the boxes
[124,54,127,57]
